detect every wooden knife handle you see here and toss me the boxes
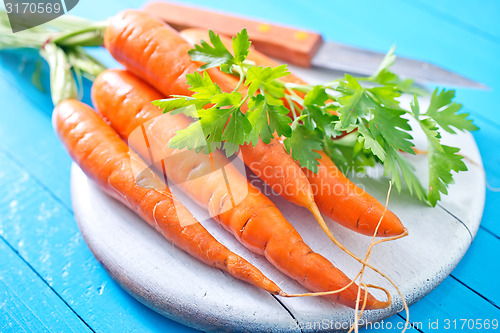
[143,1,322,67]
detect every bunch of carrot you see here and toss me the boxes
[6,9,411,314]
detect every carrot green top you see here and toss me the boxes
[0,10,478,206]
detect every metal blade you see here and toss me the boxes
[311,41,487,89]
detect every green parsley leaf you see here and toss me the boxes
[196,106,236,144]
[188,30,234,70]
[221,108,252,149]
[169,120,214,153]
[304,86,329,106]
[302,105,340,138]
[411,93,471,205]
[371,45,397,81]
[367,46,425,95]
[336,74,372,127]
[210,91,242,106]
[284,122,322,173]
[173,30,479,206]
[323,133,377,174]
[153,96,207,116]
[187,28,251,73]
[232,28,251,63]
[369,105,414,154]
[427,144,467,205]
[246,65,290,96]
[425,88,478,134]
[186,71,222,99]
[246,94,292,144]
[369,86,402,109]
[356,124,386,161]
[383,146,427,201]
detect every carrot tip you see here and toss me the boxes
[365,284,392,310]
[371,300,391,310]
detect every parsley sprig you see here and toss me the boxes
[153,29,477,206]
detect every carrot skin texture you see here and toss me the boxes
[91,69,386,309]
[181,28,405,237]
[240,140,314,209]
[52,99,282,295]
[104,10,317,213]
[103,10,236,97]
[303,151,404,236]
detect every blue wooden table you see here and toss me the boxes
[0,0,498,332]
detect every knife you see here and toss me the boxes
[143,1,485,88]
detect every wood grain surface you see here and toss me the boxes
[0,1,498,332]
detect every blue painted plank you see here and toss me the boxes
[0,58,73,209]
[0,240,91,333]
[451,228,499,307]
[470,114,500,236]
[0,53,113,210]
[482,189,500,237]
[0,0,140,210]
[401,275,500,331]
[0,0,497,332]
[0,151,198,333]
[409,0,500,42]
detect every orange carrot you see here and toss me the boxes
[52,99,283,296]
[180,29,405,237]
[302,151,404,236]
[104,10,325,228]
[103,10,236,97]
[91,68,388,309]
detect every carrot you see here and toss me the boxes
[180,28,405,237]
[102,12,403,300]
[103,10,236,97]
[52,98,283,296]
[301,151,404,236]
[91,68,388,309]
[239,140,322,218]
[104,10,326,231]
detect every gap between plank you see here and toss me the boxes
[0,236,96,333]
[396,313,425,333]
[479,226,500,241]
[449,275,499,310]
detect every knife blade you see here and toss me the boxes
[143,1,486,88]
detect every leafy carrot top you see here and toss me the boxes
[0,10,477,207]
[154,30,476,206]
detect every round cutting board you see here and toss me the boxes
[71,67,485,332]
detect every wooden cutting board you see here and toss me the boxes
[70,66,485,332]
